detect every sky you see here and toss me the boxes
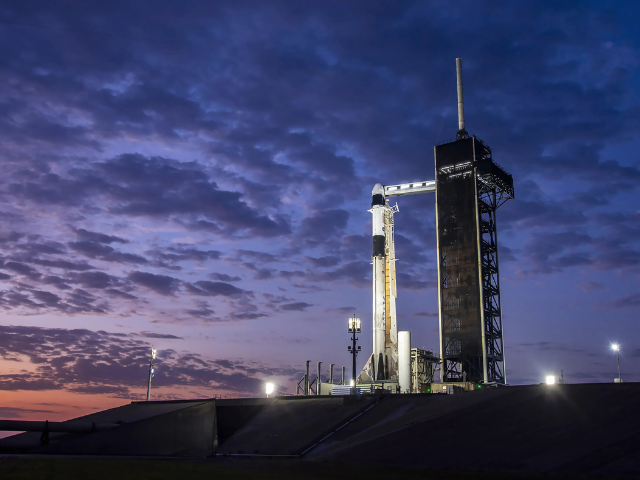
[1,0,640,424]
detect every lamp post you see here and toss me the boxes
[146,346,156,401]
[348,315,361,395]
[612,344,622,383]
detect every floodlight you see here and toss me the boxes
[612,343,622,383]
[350,380,355,386]
[151,347,157,359]
[545,375,555,385]
[348,317,361,333]
[265,382,274,396]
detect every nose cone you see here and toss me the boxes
[372,183,384,196]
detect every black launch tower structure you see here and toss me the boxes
[435,134,514,384]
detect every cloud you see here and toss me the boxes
[74,228,128,245]
[128,271,181,296]
[0,325,296,396]
[280,302,313,311]
[209,273,241,282]
[137,331,183,339]
[610,293,640,309]
[184,281,249,298]
[576,281,603,293]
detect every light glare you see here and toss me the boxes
[612,344,619,352]
[348,317,361,332]
[545,375,555,385]
[265,382,274,395]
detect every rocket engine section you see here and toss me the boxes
[360,183,399,383]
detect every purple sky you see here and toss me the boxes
[1,1,639,419]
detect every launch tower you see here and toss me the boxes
[359,58,513,390]
[435,59,514,384]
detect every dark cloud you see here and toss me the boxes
[280,302,313,312]
[128,271,181,296]
[306,256,340,268]
[74,228,128,245]
[2,261,40,279]
[72,271,119,289]
[185,281,249,298]
[209,273,241,282]
[148,244,222,269]
[137,331,183,339]
[68,241,148,265]
[31,259,95,271]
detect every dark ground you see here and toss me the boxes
[0,457,636,480]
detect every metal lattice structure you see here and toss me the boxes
[411,348,439,393]
[435,136,513,385]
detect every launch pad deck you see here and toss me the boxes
[2,383,640,477]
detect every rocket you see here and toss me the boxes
[359,180,434,385]
[359,183,399,383]
[371,183,387,380]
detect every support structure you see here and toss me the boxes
[435,136,513,384]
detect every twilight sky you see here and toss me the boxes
[1,1,640,422]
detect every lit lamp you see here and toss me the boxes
[347,315,362,395]
[545,375,555,385]
[348,316,361,333]
[612,344,622,383]
[146,346,157,401]
[265,382,275,398]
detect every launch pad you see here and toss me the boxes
[355,58,514,391]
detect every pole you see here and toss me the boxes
[305,361,310,395]
[352,332,357,394]
[617,350,621,382]
[330,364,334,385]
[146,346,155,402]
[456,57,465,135]
[342,366,345,385]
[317,362,322,396]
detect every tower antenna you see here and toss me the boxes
[456,57,468,139]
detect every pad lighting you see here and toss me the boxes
[265,382,274,397]
[348,316,361,333]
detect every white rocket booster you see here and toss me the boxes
[371,183,387,380]
[357,183,400,384]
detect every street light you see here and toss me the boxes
[146,346,157,401]
[612,344,622,383]
[265,382,274,398]
[348,314,362,395]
